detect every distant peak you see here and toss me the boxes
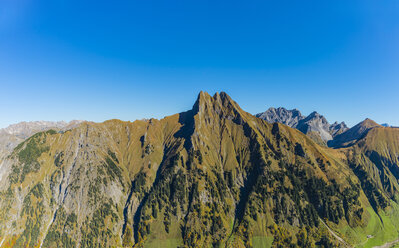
[266,107,302,115]
[359,118,380,127]
[308,111,320,117]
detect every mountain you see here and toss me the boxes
[0,92,399,248]
[329,121,348,137]
[256,107,348,145]
[380,123,398,128]
[0,121,83,162]
[1,121,83,140]
[328,118,381,148]
[255,107,304,128]
[296,111,334,142]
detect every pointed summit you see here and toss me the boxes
[256,107,304,128]
[3,91,399,247]
[360,118,381,128]
[328,118,381,148]
[192,91,245,122]
[329,121,348,136]
[307,111,321,118]
[192,91,212,114]
[256,107,347,144]
[296,111,333,142]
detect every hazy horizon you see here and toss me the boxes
[0,90,392,129]
[0,91,390,129]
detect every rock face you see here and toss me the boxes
[296,111,334,142]
[0,93,399,248]
[329,121,349,136]
[255,107,304,128]
[256,107,348,144]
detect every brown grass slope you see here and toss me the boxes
[347,127,399,204]
[329,118,382,148]
[0,92,398,247]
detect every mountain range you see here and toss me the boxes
[0,121,83,162]
[0,92,399,248]
[255,107,393,150]
[256,107,348,145]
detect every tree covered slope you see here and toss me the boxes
[0,92,399,248]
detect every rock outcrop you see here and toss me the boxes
[256,107,348,145]
[0,93,398,248]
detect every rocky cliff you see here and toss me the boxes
[0,93,398,248]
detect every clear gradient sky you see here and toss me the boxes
[0,0,398,128]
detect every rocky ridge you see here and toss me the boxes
[0,93,399,247]
[256,107,348,144]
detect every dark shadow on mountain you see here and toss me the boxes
[174,110,195,151]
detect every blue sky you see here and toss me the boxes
[0,0,398,128]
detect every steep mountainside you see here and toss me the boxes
[0,121,83,163]
[328,119,382,148]
[0,92,398,248]
[329,122,348,137]
[296,112,334,142]
[256,107,348,145]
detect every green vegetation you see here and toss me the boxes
[80,200,119,248]
[42,207,77,248]
[54,152,64,167]
[3,92,399,248]
[103,151,124,186]
[14,183,46,248]
[11,132,50,183]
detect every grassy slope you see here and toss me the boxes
[252,236,273,248]
[2,93,399,247]
[356,201,399,247]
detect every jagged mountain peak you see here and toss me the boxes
[193,91,245,121]
[256,107,348,144]
[302,111,329,124]
[2,92,399,247]
[255,107,304,128]
[329,121,348,136]
[307,111,321,117]
[195,91,237,107]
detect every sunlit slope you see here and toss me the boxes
[0,92,399,247]
[348,127,399,202]
[329,119,382,148]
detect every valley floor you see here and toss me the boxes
[373,239,399,248]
